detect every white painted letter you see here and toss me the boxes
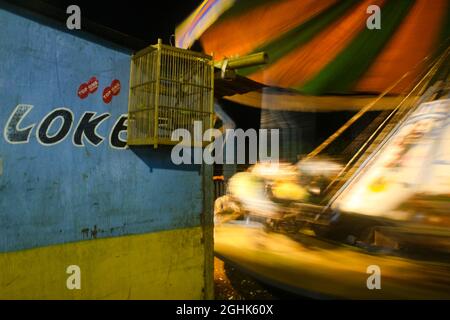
[225,129,258,164]
[66,265,81,290]
[366,5,381,30]
[193,121,203,164]
[203,128,224,165]
[4,104,35,144]
[66,5,81,30]
[171,129,192,165]
[366,265,381,289]
[259,129,279,163]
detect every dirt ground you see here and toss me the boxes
[214,257,298,300]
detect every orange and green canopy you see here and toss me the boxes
[176,0,449,96]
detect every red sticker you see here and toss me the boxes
[87,77,99,94]
[77,83,89,99]
[111,79,121,96]
[103,86,113,104]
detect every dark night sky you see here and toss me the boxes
[41,0,204,46]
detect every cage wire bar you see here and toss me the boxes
[128,39,215,147]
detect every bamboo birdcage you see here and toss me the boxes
[127,39,214,147]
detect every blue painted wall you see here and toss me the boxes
[0,8,203,252]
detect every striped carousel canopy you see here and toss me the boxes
[176,0,449,99]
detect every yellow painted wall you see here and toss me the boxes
[0,227,207,299]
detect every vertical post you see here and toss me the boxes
[209,53,215,133]
[154,38,162,148]
[207,53,216,299]
[201,161,214,300]
[127,55,135,145]
[200,52,215,300]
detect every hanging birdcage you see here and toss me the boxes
[127,39,214,147]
